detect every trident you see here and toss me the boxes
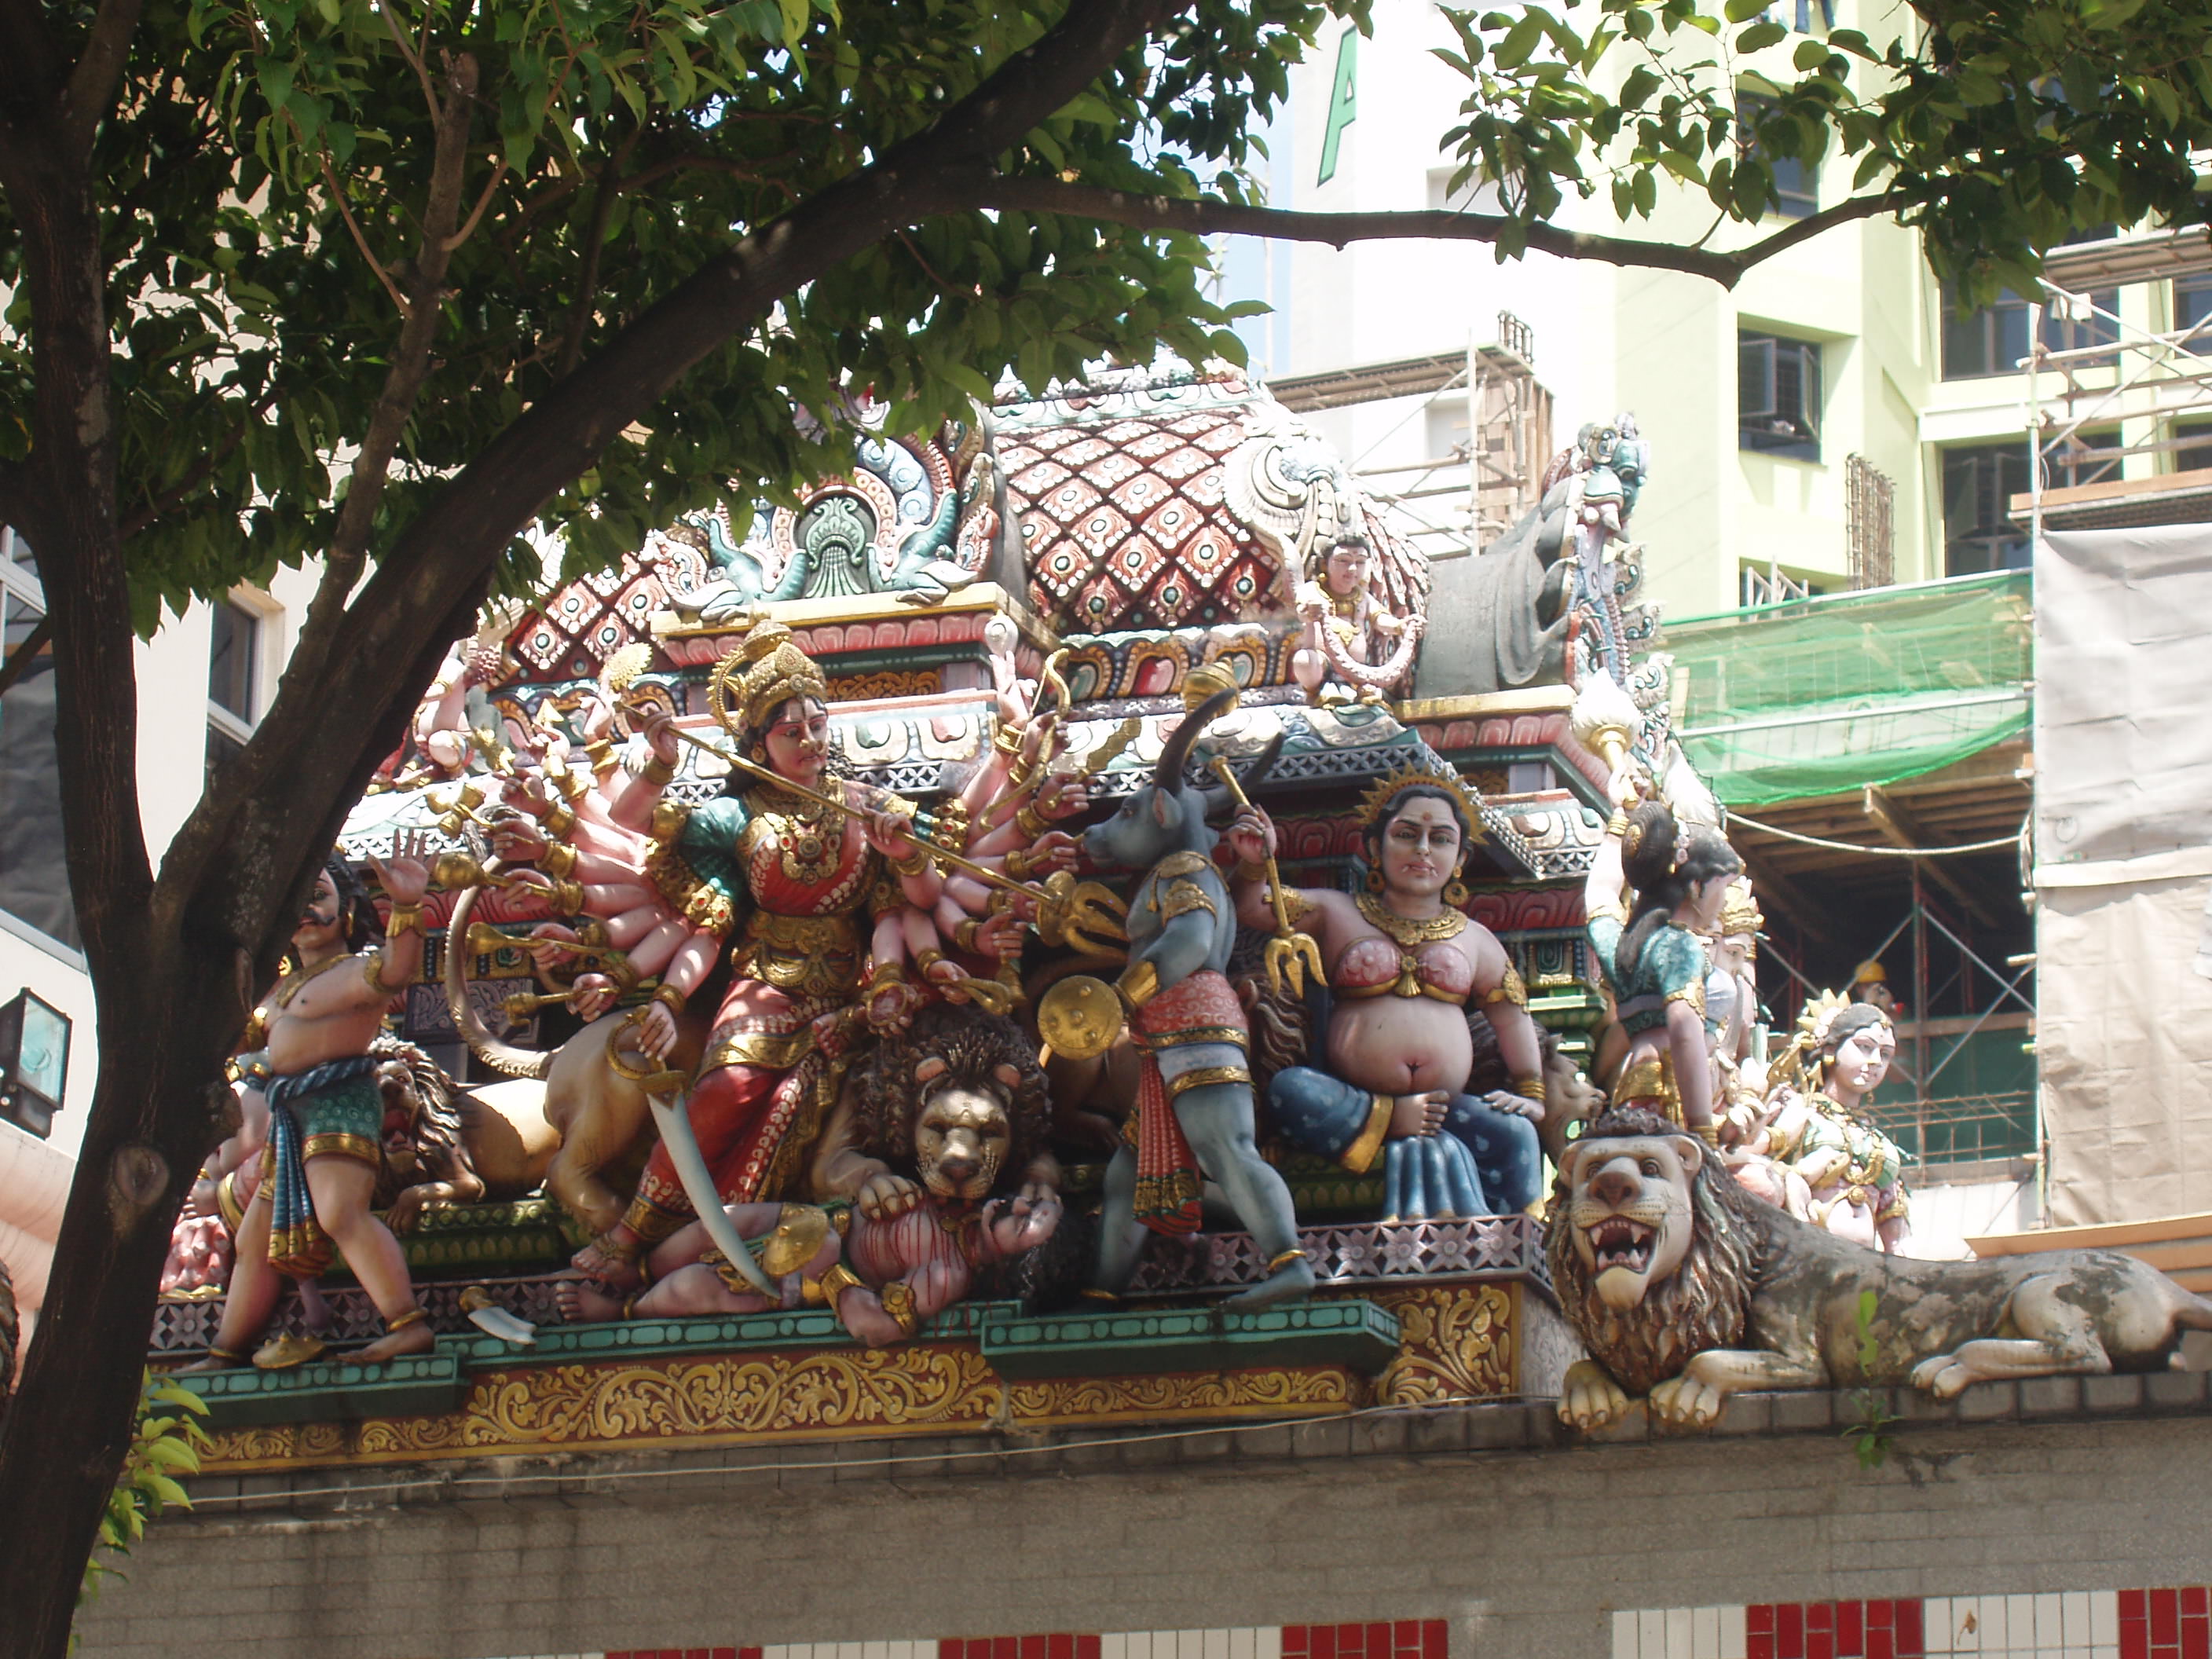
[1208,756,1324,998]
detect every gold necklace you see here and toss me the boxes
[1355,891,1467,944]
[270,950,359,1010]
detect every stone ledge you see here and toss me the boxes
[170,1368,2212,1520]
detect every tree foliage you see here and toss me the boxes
[1430,0,2212,294]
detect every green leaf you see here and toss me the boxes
[1619,65,1661,109]
[1736,20,1786,53]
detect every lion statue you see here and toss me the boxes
[556,1003,1070,1342]
[1548,1108,2212,1430]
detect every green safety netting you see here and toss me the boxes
[1660,572,2034,808]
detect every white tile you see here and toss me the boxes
[1692,1608,1721,1659]
[1663,1608,1691,1659]
[1102,1635,1128,1659]
[1719,1606,1748,1659]
[1254,1632,1280,1659]
[1204,1632,1231,1659]
[1230,1632,1255,1659]
[1179,1631,1204,1659]
[761,1645,800,1659]
[2040,1596,2066,1649]
[1614,1612,1639,1659]
[2009,1598,2037,1652]
[1981,1596,2009,1652]
[2061,1596,2090,1651]
[865,1643,889,1659]
[840,1643,867,1659]
[1639,1610,1667,1659]
[1123,1635,1149,1659]
[1925,1602,1954,1657]
[2092,1595,2119,1649]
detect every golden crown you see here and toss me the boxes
[1355,764,1486,844]
[709,621,829,738]
[1718,877,1764,937]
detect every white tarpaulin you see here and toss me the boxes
[2034,524,2212,1225]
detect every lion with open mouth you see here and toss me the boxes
[1547,1108,2212,1430]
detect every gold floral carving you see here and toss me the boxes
[826,671,938,701]
[1006,1367,1361,1425]
[192,1284,1522,1474]
[1369,1284,1514,1405]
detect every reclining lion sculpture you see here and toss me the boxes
[1548,1107,2212,1430]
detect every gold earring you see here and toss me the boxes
[1364,867,1385,893]
[1443,877,1469,906]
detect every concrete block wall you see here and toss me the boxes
[76,1384,2212,1659]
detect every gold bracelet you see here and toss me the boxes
[1002,847,1033,881]
[914,947,947,978]
[543,800,577,838]
[548,877,584,914]
[878,1279,920,1337]
[1605,811,1630,837]
[555,765,589,801]
[1265,1248,1309,1274]
[652,983,687,1013]
[1234,859,1266,884]
[1014,804,1049,840]
[584,739,616,774]
[384,902,425,937]
[889,843,932,880]
[864,959,910,991]
[1115,958,1160,1013]
[641,753,677,786]
[540,842,578,880]
[361,952,401,997]
[991,724,1025,756]
[816,1262,865,1307]
[1511,1073,1547,1106]
[952,917,985,954]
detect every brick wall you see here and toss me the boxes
[75,1385,2212,1659]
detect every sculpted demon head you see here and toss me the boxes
[1546,1108,1759,1396]
[849,1005,1050,1204]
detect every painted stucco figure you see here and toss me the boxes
[181,854,436,1370]
[1225,767,1546,1221]
[1291,532,1423,704]
[1551,1108,2212,1430]
[1755,994,1912,1252]
[1080,688,1315,1307]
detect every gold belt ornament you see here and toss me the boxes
[732,911,860,997]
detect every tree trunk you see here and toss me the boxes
[0,958,240,1659]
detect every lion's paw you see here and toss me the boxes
[1911,1354,1973,1397]
[1556,1360,1632,1431]
[1648,1371,1728,1429]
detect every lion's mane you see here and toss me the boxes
[1545,1107,1765,1396]
[848,1004,1050,1187]
[368,1035,471,1207]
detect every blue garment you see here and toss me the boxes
[1268,1065,1542,1221]
[1588,914,1707,1036]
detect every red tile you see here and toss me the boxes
[1314,1629,1336,1659]
[1840,1603,1864,1657]
[741,1648,764,1659]
[711,1649,736,1659]
[2126,1613,2153,1659]
[1866,1629,1893,1659]
[1811,1624,1834,1659]
[2129,1595,2154,1623]
[1368,1624,1391,1659]
[1422,1622,1448,1659]
[606,1652,631,1658]
[1894,1601,1922,1659]
[1022,1637,1048,1659]
[2182,1614,2209,1659]
[996,1638,1020,1659]
[1284,1630,1311,1659]
[1051,1636,1075,1659]
[2157,1592,2184,1651]
[1780,1603,1806,1659]
[1750,1634,1775,1659]
[1867,1603,1893,1634]
[660,1649,683,1657]
[686,1648,709,1658]
[1080,1640,1101,1659]
[2192,1592,2212,1619]
[1750,1609,1777,1639]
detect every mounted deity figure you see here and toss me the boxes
[1582,760,1742,1143]
[1290,531,1424,705]
[569,621,948,1290]
[1749,994,1911,1252]
[182,852,435,1370]
[1225,766,1547,1221]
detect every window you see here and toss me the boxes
[2047,427,2122,490]
[0,529,80,953]
[2174,420,2212,474]
[1737,99,1816,220]
[1738,331,1822,460]
[1941,443,2032,575]
[206,599,261,781]
[1941,284,2119,379]
[2174,273,2212,354]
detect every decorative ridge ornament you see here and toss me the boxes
[1355,764,1487,847]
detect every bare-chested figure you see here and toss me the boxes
[181,852,433,1370]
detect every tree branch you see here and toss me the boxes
[320,152,413,318]
[968,176,1909,287]
[57,0,142,155]
[0,610,51,700]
